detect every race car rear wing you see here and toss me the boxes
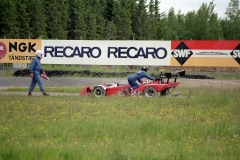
[159,72,178,84]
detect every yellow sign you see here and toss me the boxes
[0,39,42,63]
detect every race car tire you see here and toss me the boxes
[93,86,106,97]
[161,89,169,96]
[143,87,157,97]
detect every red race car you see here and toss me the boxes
[80,72,180,97]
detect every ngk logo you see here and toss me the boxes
[9,42,36,53]
[230,44,240,65]
[171,41,193,65]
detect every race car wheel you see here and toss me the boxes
[143,87,157,97]
[93,86,106,97]
[161,89,169,96]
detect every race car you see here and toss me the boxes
[80,72,180,97]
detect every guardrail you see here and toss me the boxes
[11,69,240,80]
[12,69,136,78]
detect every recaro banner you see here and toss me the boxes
[41,40,171,66]
[171,40,240,67]
[0,39,42,63]
[1,39,240,67]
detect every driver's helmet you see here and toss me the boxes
[36,50,43,58]
[141,66,149,72]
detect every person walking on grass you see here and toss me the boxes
[28,50,49,96]
[125,66,155,95]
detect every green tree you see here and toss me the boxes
[132,0,150,40]
[0,0,235,41]
[0,0,20,38]
[28,0,47,39]
[46,0,70,39]
[104,0,114,21]
[206,1,223,39]
[185,11,196,40]
[148,0,159,39]
[112,0,132,40]
[129,0,138,40]
[85,7,98,40]
[194,3,209,39]
[207,6,223,40]
[153,0,164,40]
[16,0,31,38]
[105,20,117,40]
[175,11,186,40]
[157,12,168,40]
[193,1,222,40]
[165,7,177,40]
[69,0,87,40]
[84,0,106,40]
[148,0,155,39]
[220,19,230,40]
[93,0,106,40]
[225,0,240,39]
[103,0,117,39]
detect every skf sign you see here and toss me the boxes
[0,39,42,63]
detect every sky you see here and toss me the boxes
[158,0,230,18]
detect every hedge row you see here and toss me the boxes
[184,74,215,79]
[13,69,214,79]
[13,69,139,78]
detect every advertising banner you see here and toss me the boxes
[0,39,42,63]
[1,39,240,67]
[41,40,171,66]
[171,41,240,67]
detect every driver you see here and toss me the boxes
[125,66,155,95]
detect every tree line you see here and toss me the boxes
[0,0,239,40]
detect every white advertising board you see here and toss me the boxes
[41,40,171,66]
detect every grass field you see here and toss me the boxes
[0,86,240,160]
[0,86,81,93]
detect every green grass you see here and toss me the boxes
[0,86,239,159]
[214,74,240,80]
[0,86,82,93]
[42,64,129,72]
[0,70,15,77]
